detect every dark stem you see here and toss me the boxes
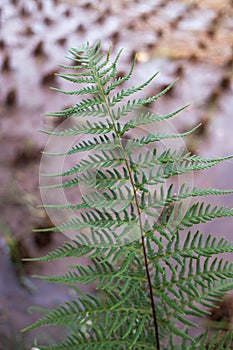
[115,140,161,348]
[141,235,160,350]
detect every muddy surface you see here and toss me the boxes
[0,0,233,348]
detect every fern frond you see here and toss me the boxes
[41,188,133,213]
[50,85,101,96]
[46,171,129,191]
[24,243,110,263]
[41,118,113,136]
[111,80,178,120]
[28,42,233,349]
[109,71,159,106]
[34,265,145,293]
[121,106,189,134]
[141,183,233,214]
[178,203,233,228]
[148,230,233,263]
[43,135,119,156]
[136,155,233,186]
[104,55,135,93]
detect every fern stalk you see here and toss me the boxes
[91,53,161,348]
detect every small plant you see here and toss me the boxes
[24,42,233,349]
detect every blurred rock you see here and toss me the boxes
[75,23,85,33]
[11,0,19,5]
[83,2,93,10]
[20,5,30,17]
[56,37,67,46]
[5,89,17,107]
[41,70,58,86]
[22,25,34,36]
[32,40,46,57]
[219,75,231,91]
[37,0,43,11]
[12,146,41,167]
[95,14,105,25]
[0,39,5,50]
[43,16,54,26]
[64,8,71,17]
[109,31,120,45]
[33,231,53,248]
[2,54,11,72]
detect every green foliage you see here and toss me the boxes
[25,42,233,349]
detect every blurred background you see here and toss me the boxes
[0,0,233,348]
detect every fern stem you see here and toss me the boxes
[92,58,161,349]
[142,236,161,350]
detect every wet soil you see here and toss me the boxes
[0,0,233,348]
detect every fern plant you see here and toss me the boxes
[24,42,233,349]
